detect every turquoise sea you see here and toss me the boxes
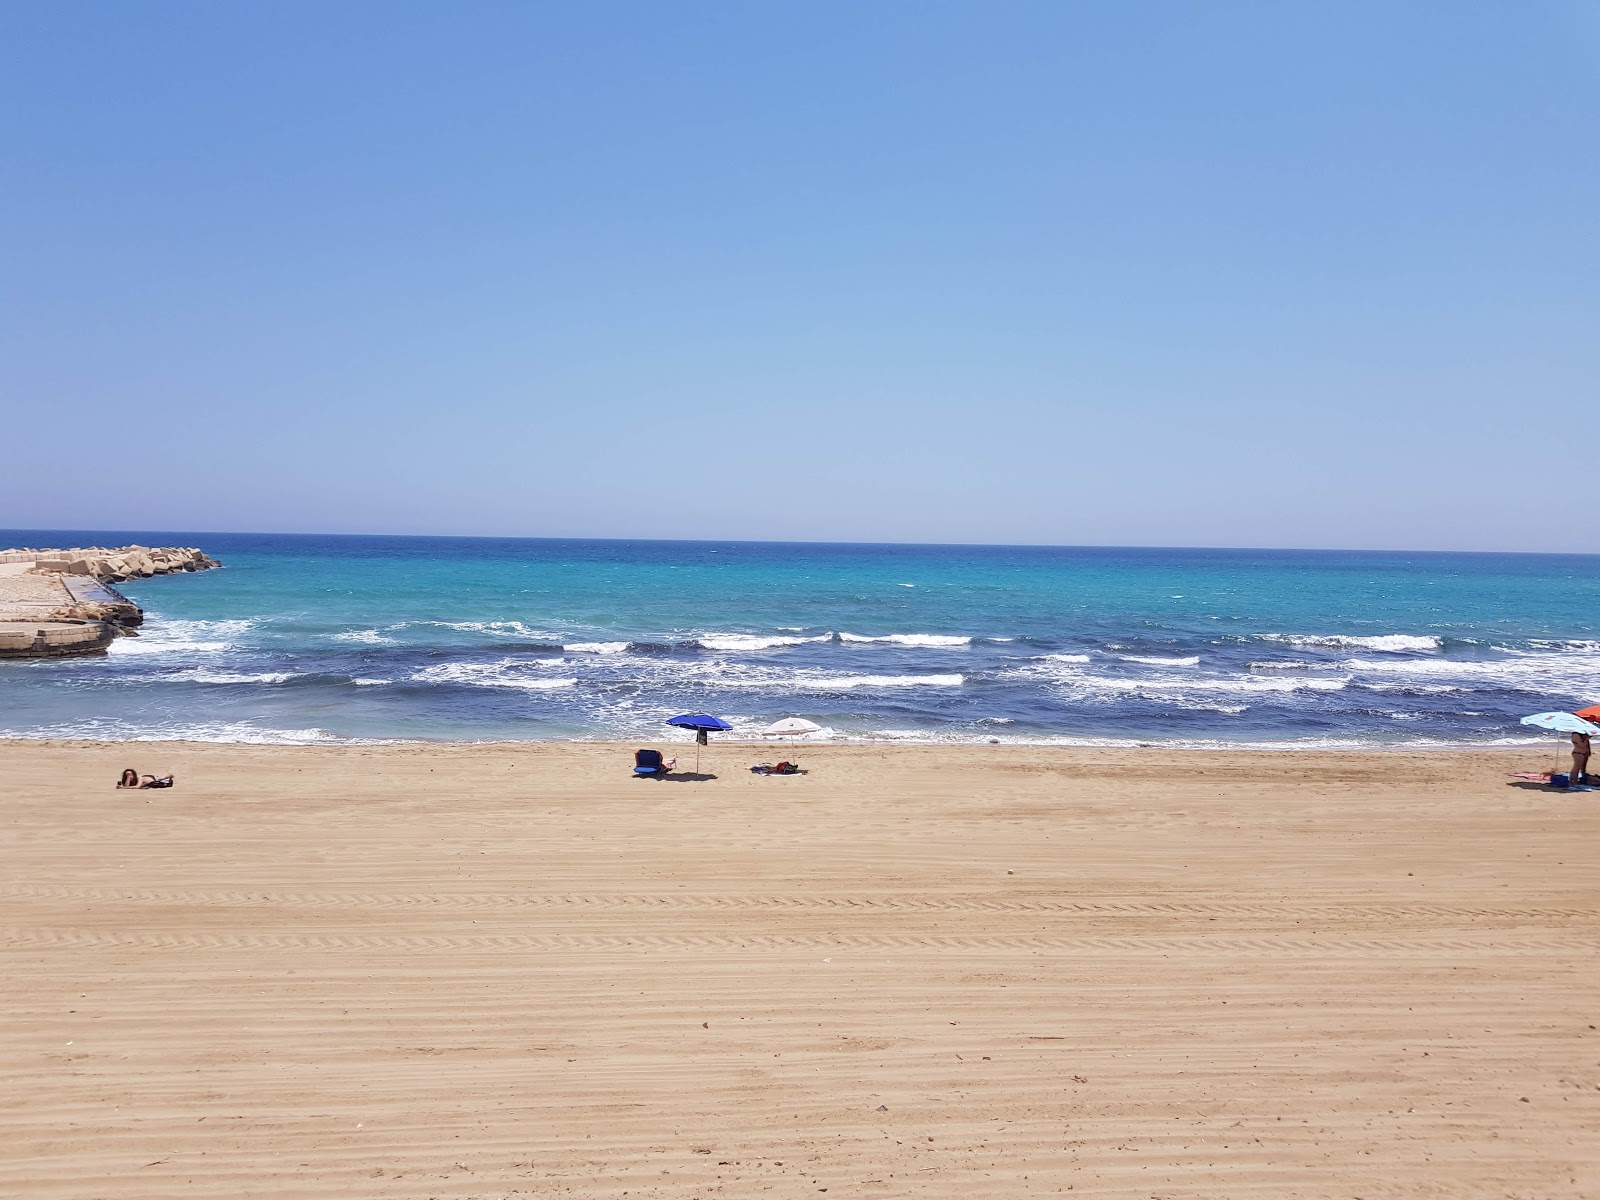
[4,530,1599,748]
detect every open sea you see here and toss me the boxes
[3,530,1599,749]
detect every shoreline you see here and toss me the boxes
[0,731,1559,754]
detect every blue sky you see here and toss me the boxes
[2,2,1596,550]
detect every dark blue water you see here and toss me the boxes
[4,530,1599,747]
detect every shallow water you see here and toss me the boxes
[4,530,1599,747]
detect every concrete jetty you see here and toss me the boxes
[0,546,220,659]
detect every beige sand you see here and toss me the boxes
[2,739,1596,1198]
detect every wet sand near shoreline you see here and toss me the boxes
[2,740,1596,1198]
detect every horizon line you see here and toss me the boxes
[2,526,1596,560]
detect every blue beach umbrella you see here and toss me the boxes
[1519,711,1600,735]
[666,713,734,732]
[666,713,733,771]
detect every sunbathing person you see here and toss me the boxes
[118,768,175,789]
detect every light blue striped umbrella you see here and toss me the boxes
[1520,711,1600,735]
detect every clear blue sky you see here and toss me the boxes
[2,2,1596,550]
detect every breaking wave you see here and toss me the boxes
[802,672,965,689]
[157,668,303,685]
[331,628,396,645]
[106,618,256,657]
[8,719,397,745]
[696,633,831,651]
[411,660,578,690]
[838,632,972,647]
[1261,633,1443,653]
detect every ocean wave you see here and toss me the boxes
[1337,650,1600,693]
[331,628,396,645]
[1357,682,1467,696]
[800,673,965,690]
[1168,699,1249,715]
[1261,633,1443,653]
[1140,674,1349,695]
[1246,659,1343,672]
[838,632,972,647]
[429,620,558,641]
[565,641,631,654]
[1118,654,1201,666]
[107,617,255,657]
[412,660,578,690]
[1008,658,1350,696]
[696,633,831,651]
[352,677,392,686]
[160,668,303,685]
[1040,653,1091,663]
[6,719,396,745]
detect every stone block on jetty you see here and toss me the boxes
[22,545,221,586]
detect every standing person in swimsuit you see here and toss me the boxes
[1572,732,1591,784]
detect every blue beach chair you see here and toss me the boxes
[633,748,675,778]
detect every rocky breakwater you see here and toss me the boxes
[0,545,221,658]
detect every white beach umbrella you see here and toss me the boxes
[763,717,822,738]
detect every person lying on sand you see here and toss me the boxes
[118,768,175,790]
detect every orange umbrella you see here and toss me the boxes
[1577,705,1600,723]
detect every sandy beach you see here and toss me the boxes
[2,739,1596,1198]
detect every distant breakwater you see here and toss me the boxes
[0,546,220,659]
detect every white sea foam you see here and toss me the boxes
[432,620,556,641]
[1040,653,1091,663]
[160,668,302,685]
[1168,699,1249,715]
[565,641,631,654]
[1261,633,1443,653]
[802,673,965,689]
[9,719,396,745]
[1339,649,1600,693]
[838,632,972,647]
[1008,657,1350,696]
[352,677,392,686]
[1247,659,1336,672]
[1358,682,1467,695]
[107,618,255,656]
[412,660,578,690]
[332,628,396,645]
[1118,654,1201,667]
[697,633,830,651]
[1138,674,1349,695]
